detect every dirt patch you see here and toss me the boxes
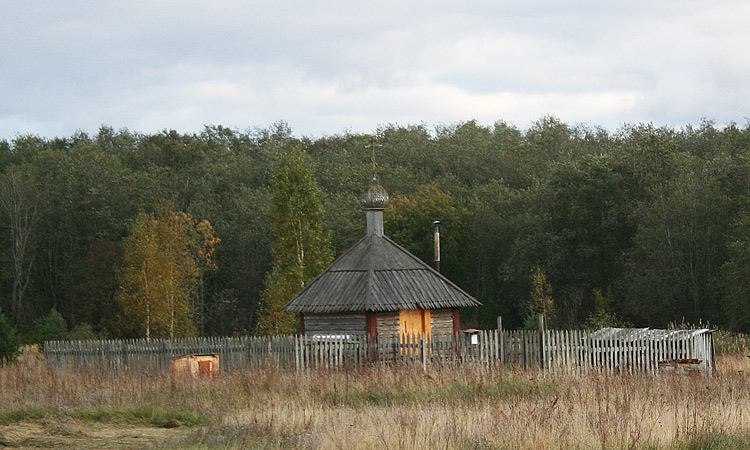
[0,418,191,450]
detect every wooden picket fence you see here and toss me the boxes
[43,328,714,374]
[541,328,715,374]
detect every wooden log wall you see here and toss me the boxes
[304,313,366,336]
[430,309,454,334]
[375,311,400,336]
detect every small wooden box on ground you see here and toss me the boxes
[658,358,702,374]
[170,354,220,377]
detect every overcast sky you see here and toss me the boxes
[2,1,749,140]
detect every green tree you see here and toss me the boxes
[205,289,251,336]
[0,310,20,363]
[623,161,730,326]
[434,120,499,187]
[469,181,528,327]
[203,186,272,336]
[4,120,750,338]
[385,184,473,284]
[722,208,750,332]
[583,289,631,330]
[0,167,39,325]
[533,154,640,326]
[255,146,333,335]
[70,239,122,335]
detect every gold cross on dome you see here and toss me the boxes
[364,138,382,175]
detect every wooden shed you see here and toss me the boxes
[170,354,220,377]
[283,175,480,340]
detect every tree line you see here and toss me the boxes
[1,117,749,343]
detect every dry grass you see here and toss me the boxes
[1,348,749,450]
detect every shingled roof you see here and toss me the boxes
[283,230,481,313]
[283,167,480,314]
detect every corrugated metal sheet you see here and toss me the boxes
[283,234,481,313]
[588,327,712,341]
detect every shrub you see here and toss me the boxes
[71,324,98,341]
[713,330,749,355]
[33,309,71,345]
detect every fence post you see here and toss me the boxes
[294,335,300,371]
[421,334,427,371]
[500,330,505,364]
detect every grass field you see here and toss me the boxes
[0,347,748,450]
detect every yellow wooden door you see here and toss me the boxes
[399,309,431,337]
[399,309,431,354]
[198,360,212,376]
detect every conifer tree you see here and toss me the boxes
[33,308,71,344]
[529,266,555,329]
[0,310,20,363]
[255,146,333,335]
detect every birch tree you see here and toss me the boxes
[117,206,218,339]
[255,146,332,335]
[0,168,38,325]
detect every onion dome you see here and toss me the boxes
[360,175,389,210]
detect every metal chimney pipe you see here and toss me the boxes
[433,220,441,273]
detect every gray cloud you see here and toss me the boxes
[2,0,749,139]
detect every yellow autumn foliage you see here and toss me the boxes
[117,205,218,339]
